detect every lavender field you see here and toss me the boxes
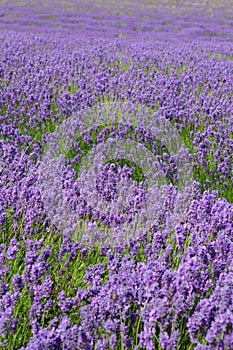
[0,1,233,349]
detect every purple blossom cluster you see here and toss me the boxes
[0,0,233,349]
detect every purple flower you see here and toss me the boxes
[159,330,179,350]
[6,238,19,260]
[12,274,24,292]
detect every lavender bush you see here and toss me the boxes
[0,0,233,349]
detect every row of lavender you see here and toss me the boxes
[0,0,233,42]
[0,6,233,350]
